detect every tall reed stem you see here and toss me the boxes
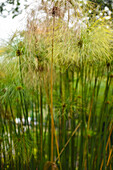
[51,10,55,162]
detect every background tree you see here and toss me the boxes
[0,0,28,18]
[0,0,112,18]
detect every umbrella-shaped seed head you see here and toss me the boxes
[16,86,23,90]
[78,39,83,48]
[16,49,21,56]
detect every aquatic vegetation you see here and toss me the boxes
[0,0,113,169]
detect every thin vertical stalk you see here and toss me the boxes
[18,55,29,130]
[36,86,40,163]
[51,10,55,162]
[48,105,51,161]
[40,85,43,163]
[59,69,62,153]
[9,99,17,134]
[64,70,69,169]
[71,70,75,170]
[78,53,85,170]
[31,95,35,170]
[0,120,1,170]
[96,72,111,170]
[47,82,51,161]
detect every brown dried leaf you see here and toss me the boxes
[44,161,58,170]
